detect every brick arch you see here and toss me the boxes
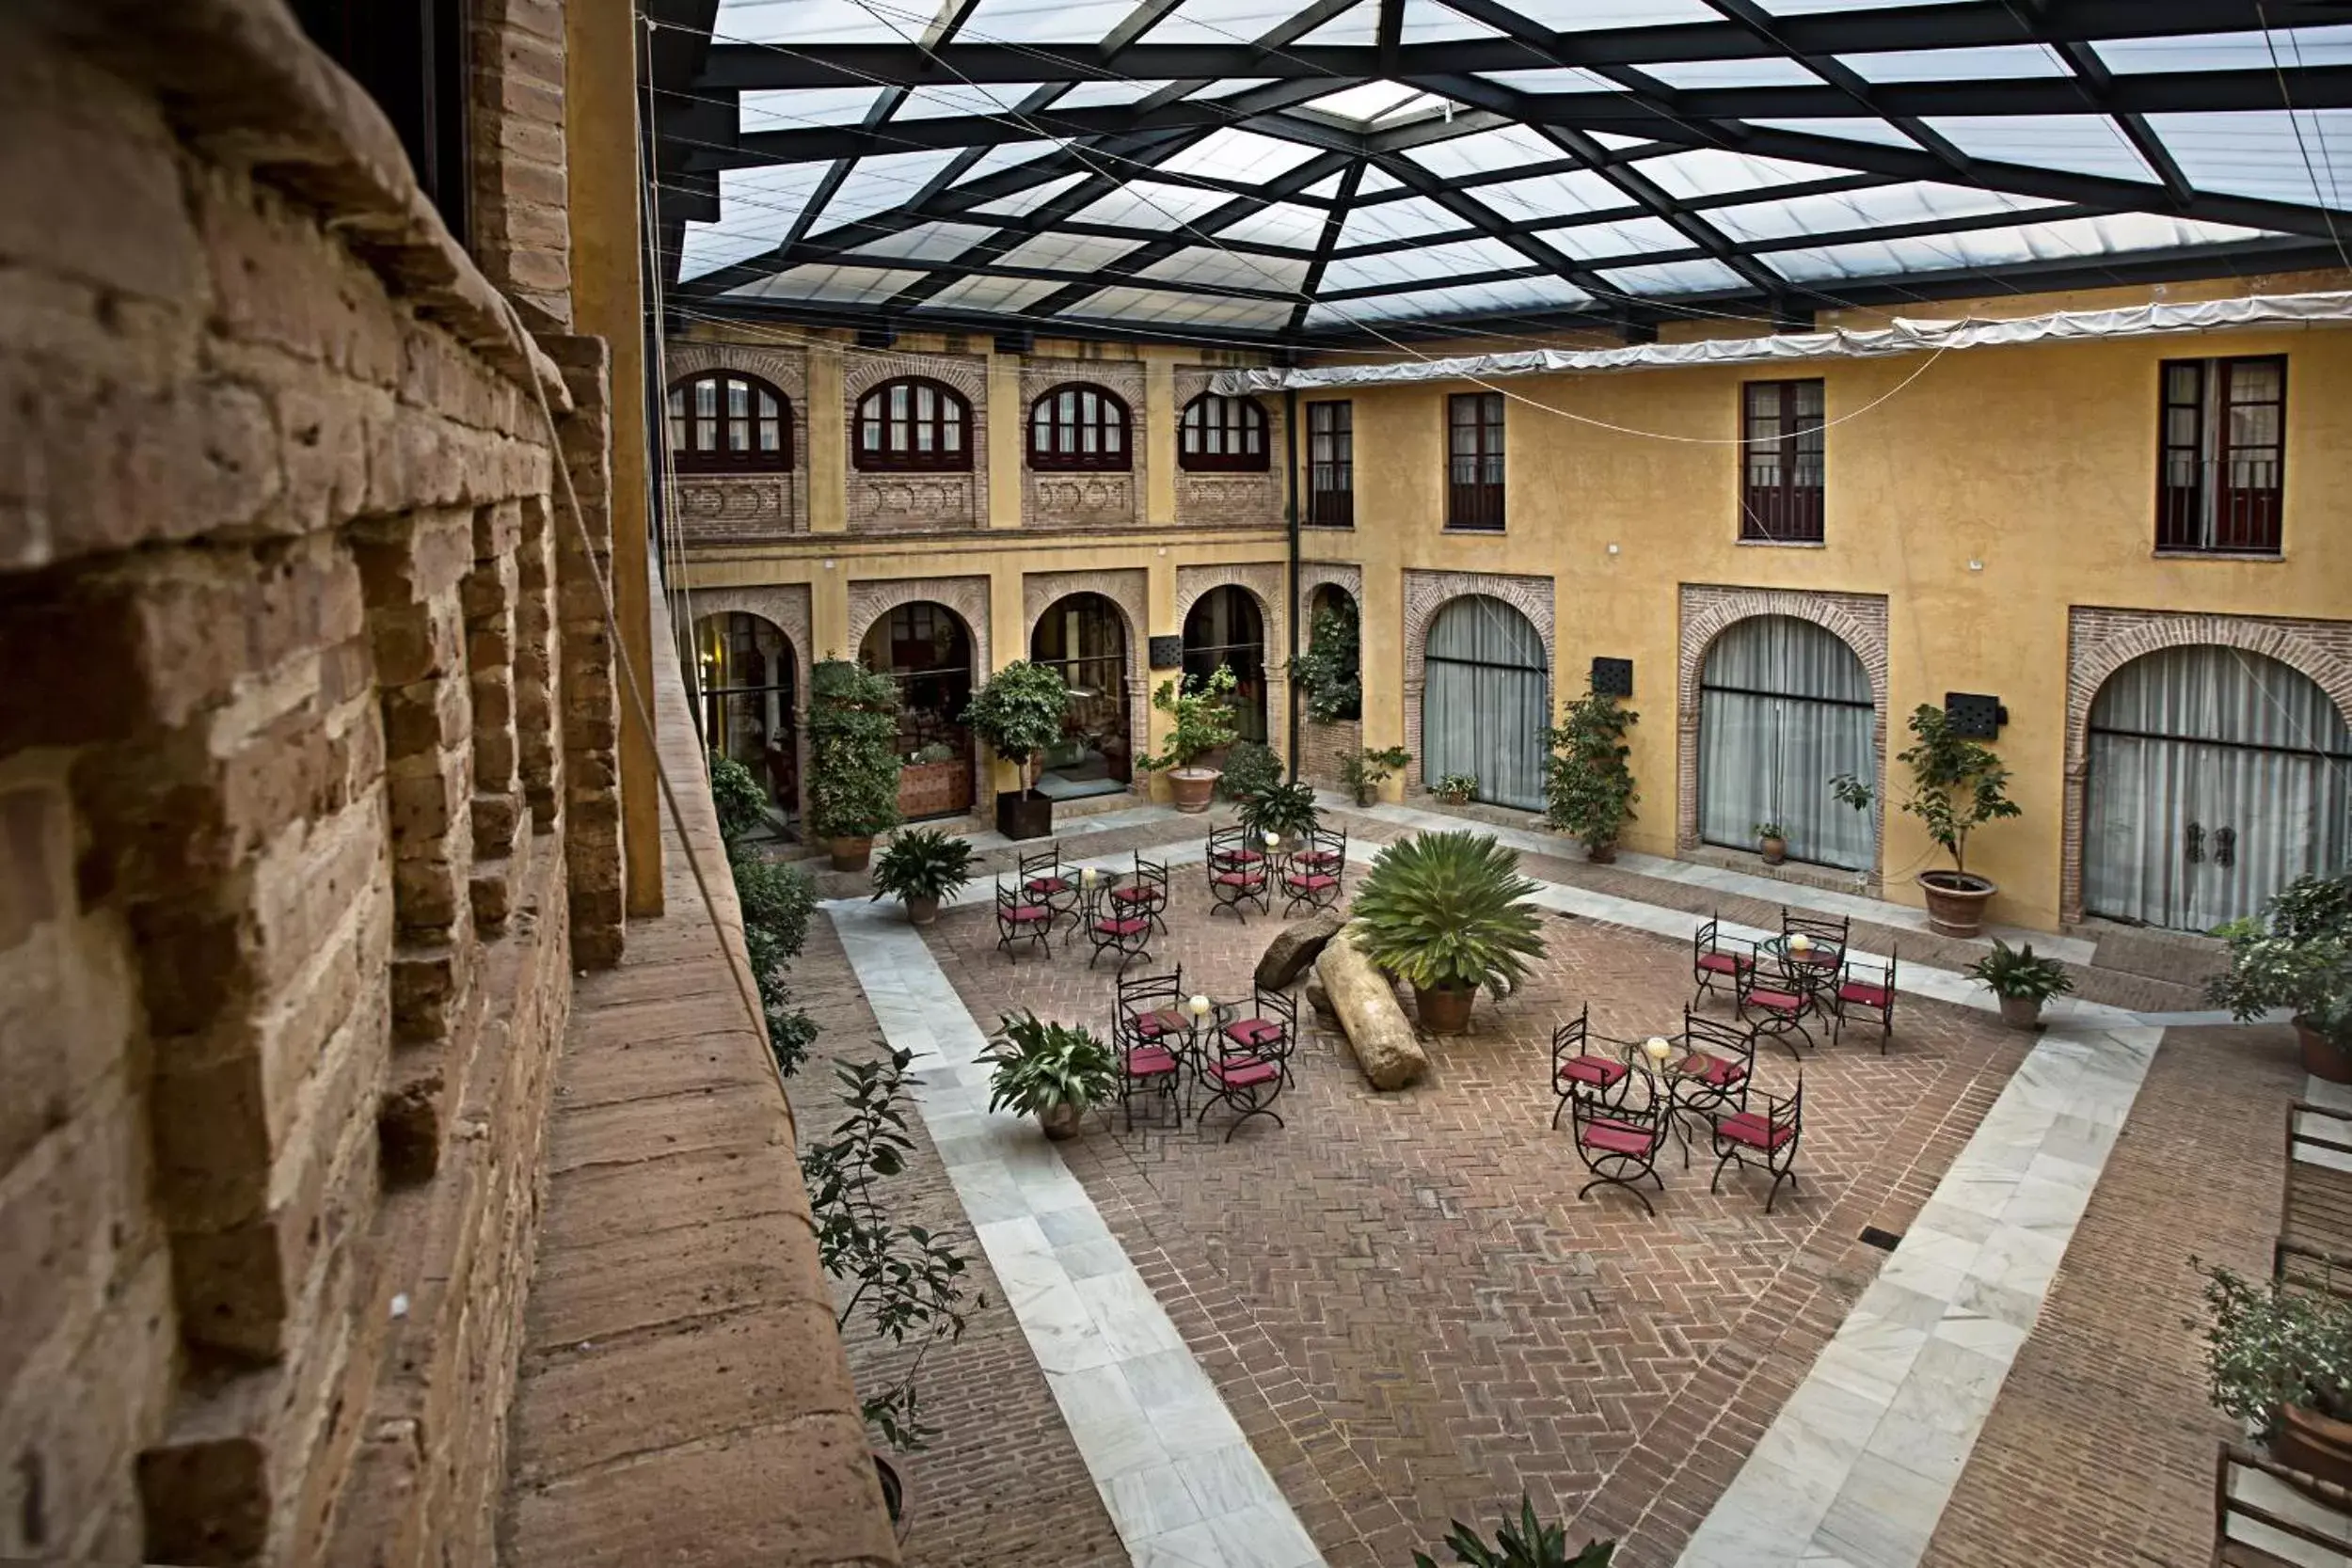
[843,355,985,404]
[844,576,992,678]
[684,584,815,823]
[1174,562,1290,762]
[2061,607,2352,924]
[1024,569,1151,797]
[1400,570,1556,796]
[1297,561,1362,626]
[657,345,811,534]
[1675,585,1891,879]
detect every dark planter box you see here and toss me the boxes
[996,789,1054,841]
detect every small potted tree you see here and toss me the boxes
[2206,872,2352,1084]
[1839,704,2019,939]
[985,1011,1120,1138]
[2197,1259,2352,1492]
[869,827,978,927]
[1545,687,1640,863]
[962,658,1070,842]
[1350,830,1546,1035]
[1140,665,1240,814]
[1343,745,1411,807]
[1756,822,1788,866]
[808,657,903,871]
[1968,939,2074,1031]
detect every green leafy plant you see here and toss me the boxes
[808,658,903,841]
[1290,600,1362,723]
[2207,873,2352,1053]
[1413,1496,1615,1568]
[1343,744,1411,807]
[709,752,770,845]
[911,740,955,766]
[1351,831,1546,1000]
[984,1011,1120,1120]
[1754,821,1786,840]
[1544,688,1640,850]
[1968,939,2075,1004]
[802,1048,982,1450]
[962,659,1071,789]
[2193,1259,2352,1437]
[1432,773,1479,805]
[1217,738,1283,802]
[1840,704,2019,884]
[1238,779,1321,842]
[869,827,978,906]
[1140,665,1242,772]
[713,752,818,1075]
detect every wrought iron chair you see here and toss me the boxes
[1549,1006,1630,1129]
[1779,908,1851,978]
[1206,826,1271,923]
[1831,949,1899,1053]
[1691,916,1756,1007]
[1113,969,1188,1131]
[1109,854,1171,935]
[1216,987,1298,1086]
[993,877,1055,961]
[1710,1076,1804,1212]
[1737,951,1819,1059]
[1569,1063,1670,1216]
[1667,1008,1756,1161]
[1279,827,1346,916]
[1087,899,1154,974]
[1019,845,1079,932]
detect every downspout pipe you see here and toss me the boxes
[1283,386,1301,782]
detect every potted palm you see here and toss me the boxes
[1839,705,2018,938]
[1544,687,1640,863]
[1343,745,1411,807]
[1140,666,1240,813]
[1237,779,1320,848]
[984,1011,1120,1139]
[2206,872,2352,1084]
[1969,939,2074,1030]
[869,827,977,926]
[808,657,903,871]
[962,659,1070,842]
[2197,1260,2352,1492]
[1415,1496,1615,1568]
[1756,822,1787,866]
[1350,830,1546,1035]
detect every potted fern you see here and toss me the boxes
[985,1012,1120,1139]
[1545,687,1639,863]
[1432,773,1478,806]
[2206,873,2352,1084]
[1415,1496,1614,1568]
[1351,831,1546,1035]
[1343,744,1410,807]
[962,659,1070,842]
[1968,939,2074,1030]
[1140,665,1241,813]
[1837,704,2018,938]
[808,658,903,871]
[869,827,977,926]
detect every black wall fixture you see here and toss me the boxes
[1148,635,1184,670]
[856,326,898,349]
[1591,657,1634,698]
[1945,691,2009,739]
[993,330,1035,354]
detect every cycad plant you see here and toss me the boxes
[868,827,977,925]
[1350,831,1546,1031]
[1237,779,1321,843]
[1414,1496,1615,1568]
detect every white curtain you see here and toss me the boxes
[2086,646,2352,930]
[1424,595,1549,812]
[1697,616,1876,870]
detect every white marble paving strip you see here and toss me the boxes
[1673,1022,2163,1568]
[960,802,1186,853]
[825,898,1327,1568]
[2294,1076,2352,1174]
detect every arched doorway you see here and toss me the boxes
[1696,615,1878,871]
[1299,585,1361,722]
[1030,594,1133,800]
[1423,595,1548,812]
[2085,644,2351,930]
[857,602,976,821]
[1183,586,1268,746]
[694,611,798,840]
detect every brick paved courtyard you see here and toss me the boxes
[919,839,2035,1567]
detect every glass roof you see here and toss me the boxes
[660,0,2352,342]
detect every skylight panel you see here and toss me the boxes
[1639,57,1823,89]
[1321,237,1532,293]
[1304,83,1434,126]
[677,165,833,281]
[1754,0,1972,11]
[1337,197,1473,247]
[807,150,968,237]
[1922,116,2158,185]
[895,83,1052,120]
[1216,201,1327,249]
[1406,125,1566,181]
[1759,214,2268,283]
[1482,69,1625,94]
[1507,0,1717,27]
[846,222,996,262]
[962,0,1141,41]
[1470,168,1625,223]
[1138,248,1308,293]
[714,0,907,43]
[996,231,1148,272]
[1051,79,1176,110]
[914,274,1067,313]
[1398,0,1503,43]
[1185,78,1279,102]
[1156,129,1321,183]
[1748,118,1920,151]
[1061,287,1295,329]
[740,88,882,132]
[1705,182,2057,245]
[1545,214,1686,261]
[1358,166,1404,195]
[1073,180,1235,228]
[1144,0,1315,44]
[1836,44,2070,84]
[2146,111,2352,208]
[1637,149,1849,201]
[1595,258,1746,295]
[1307,274,1586,327]
[951,141,1063,186]
[2097,26,2352,74]
[723,264,930,304]
[1295,0,1378,45]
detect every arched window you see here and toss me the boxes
[667,372,792,473]
[854,376,973,472]
[1028,383,1132,472]
[1179,394,1268,473]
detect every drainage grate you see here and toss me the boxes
[1858,1226,1903,1252]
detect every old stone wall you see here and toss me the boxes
[0,4,614,1563]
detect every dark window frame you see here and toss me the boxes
[667,371,795,474]
[292,0,472,245]
[1739,378,1826,544]
[1306,401,1354,528]
[1178,394,1270,473]
[1027,382,1133,473]
[2156,355,2285,555]
[1445,392,1505,531]
[855,376,975,473]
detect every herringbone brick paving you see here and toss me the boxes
[924,822,2038,1568]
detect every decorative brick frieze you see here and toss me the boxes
[844,353,989,532]
[1400,570,1557,795]
[1173,370,1286,530]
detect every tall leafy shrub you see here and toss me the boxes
[808,657,903,841]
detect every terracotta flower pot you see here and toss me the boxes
[1413,982,1476,1035]
[1759,836,1787,866]
[2276,1402,2352,1492]
[1918,870,1996,938]
[2297,1018,2352,1085]
[1168,768,1219,814]
[873,1452,905,1526]
[830,835,874,872]
[1586,841,1617,865]
[1038,1101,1084,1140]
[1996,993,2042,1032]
[904,894,941,927]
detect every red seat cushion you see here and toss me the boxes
[1558,1054,1629,1087]
[1209,1057,1279,1089]
[1131,1009,1188,1039]
[1025,875,1070,895]
[1288,873,1339,892]
[1212,870,1264,889]
[1680,1052,1748,1087]
[1295,849,1341,868]
[1124,1046,1180,1076]
[1718,1111,1795,1150]
[1225,1018,1283,1049]
[1747,987,1805,1013]
[1004,904,1053,924]
[1094,915,1151,937]
[1112,885,1161,905]
[1696,952,1752,975]
[1581,1120,1658,1157]
[1837,981,1891,1007]
[1793,947,1842,967]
